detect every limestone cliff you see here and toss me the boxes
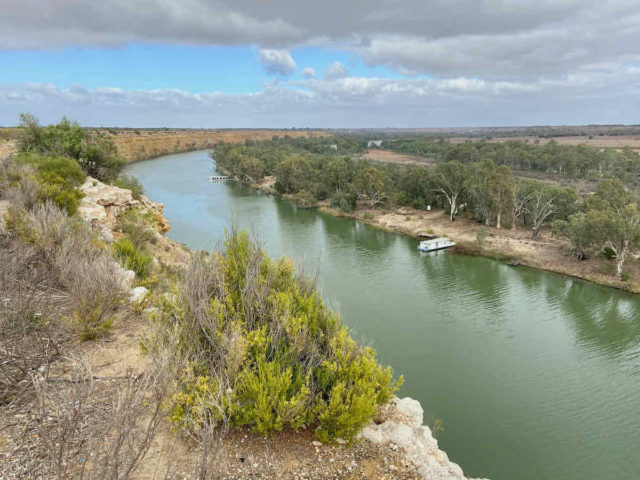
[362,397,488,480]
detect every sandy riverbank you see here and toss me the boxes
[249,176,640,294]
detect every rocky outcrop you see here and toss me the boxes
[139,195,170,233]
[77,177,170,241]
[360,397,488,480]
[77,177,135,242]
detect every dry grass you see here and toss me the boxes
[361,149,436,166]
[449,134,640,151]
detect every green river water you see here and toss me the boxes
[125,150,640,480]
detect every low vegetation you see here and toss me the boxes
[148,228,401,443]
[113,237,154,279]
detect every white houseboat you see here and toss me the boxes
[418,237,455,252]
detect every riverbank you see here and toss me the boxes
[245,175,640,294]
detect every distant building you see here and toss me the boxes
[367,140,383,148]
[329,144,338,150]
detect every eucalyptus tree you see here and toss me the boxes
[556,179,640,277]
[433,161,467,222]
[353,167,389,207]
[525,182,576,239]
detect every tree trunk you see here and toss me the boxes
[531,224,540,239]
[496,211,502,229]
[485,216,490,227]
[450,195,457,222]
[616,240,629,278]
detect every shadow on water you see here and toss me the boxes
[554,280,640,359]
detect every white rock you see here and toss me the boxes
[114,264,136,289]
[358,396,476,480]
[130,286,149,304]
[395,397,424,428]
[77,177,137,239]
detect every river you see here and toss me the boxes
[125,150,640,480]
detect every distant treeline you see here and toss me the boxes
[381,138,640,185]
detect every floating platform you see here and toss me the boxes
[209,175,230,182]
[418,237,455,252]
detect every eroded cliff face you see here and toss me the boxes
[76,177,190,266]
[103,129,327,163]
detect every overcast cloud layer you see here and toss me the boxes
[1,0,640,126]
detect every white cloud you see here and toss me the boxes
[301,67,316,79]
[324,62,349,80]
[3,67,639,128]
[2,0,640,115]
[259,49,296,75]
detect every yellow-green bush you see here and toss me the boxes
[154,229,401,442]
[15,153,85,214]
[118,207,156,246]
[112,238,154,279]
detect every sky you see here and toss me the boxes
[1,0,639,128]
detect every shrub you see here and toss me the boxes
[2,155,85,214]
[291,189,316,208]
[475,226,488,247]
[622,271,631,282]
[17,114,125,182]
[150,229,401,442]
[118,207,156,246]
[330,190,356,212]
[113,238,154,278]
[2,200,126,357]
[113,174,144,199]
[16,153,86,185]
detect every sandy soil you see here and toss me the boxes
[361,149,436,166]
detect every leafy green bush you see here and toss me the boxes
[153,229,401,442]
[330,190,356,212]
[13,153,86,214]
[17,114,125,182]
[118,206,157,246]
[475,226,488,247]
[113,175,144,199]
[16,152,86,184]
[291,189,316,208]
[112,238,154,278]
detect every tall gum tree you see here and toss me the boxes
[433,162,467,222]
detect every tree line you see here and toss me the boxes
[215,137,640,279]
[382,137,640,184]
